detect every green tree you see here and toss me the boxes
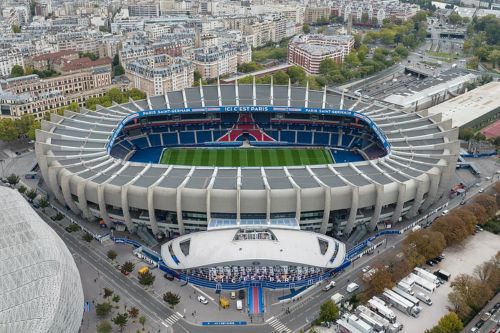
[26,189,37,202]
[319,58,340,75]
[273,70,289,85]
[459,128,474,141]
[11,24,21,33]
[394,45,409,57]
[112,294,121,303]
[108,88,126,103]
[6,174,19,186]
[238,61,263,73]
[10,65,24,77]
[302,23,311,34]
[16,115,37,137]
[96,321,112,333]
[18,185,27,194]
[121,261,135,273]
[79,52,98,61]
[448,12,463,25]
[487,49,500,68]
[139,316,146,328]
[95,302,113,317]
[113,64,124,76]
[107,250,117,261]
[193,70,202,83]
[26,120,41,141]
[112,313,128,332]
[83,233,94,242]
[426,312,463,333]
[287,66,306,84]
[163,292,180,308]
[318,300,340,323]
[138,270,156,286]
[39,197,49,212]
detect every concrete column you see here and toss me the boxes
[48,166,65,204]
[77,179,90,219]
[120,185,135,232]
[408,179,425,218]
[345,186,359,235]
[97,184,111,227]
[421,171,440,211]
[391,183,406,223]
[147,186,159,235]
[320,186,331,234]
[176,187,185,235]
[61,173,80,215]
[369,184,384,231]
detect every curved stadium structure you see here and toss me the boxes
[35,83,459,288]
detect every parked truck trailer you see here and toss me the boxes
[356,305,403,332]
[381,289,421,317]
[367,297,397,323]
[414,268,440,285]
[392,287,420,306]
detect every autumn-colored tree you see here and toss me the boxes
[449,274,493,320]
[425,312,463,333]
[450,208,477,235]
[431,215,469,246]
[387,256,413,282]
[364,266,394,300]
[464,203,488,225]
[474,258,500,292]
[403,230,446,266]
[472,194,497,218]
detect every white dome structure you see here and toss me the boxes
[0,187,83,333]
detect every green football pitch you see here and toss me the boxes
[159,148,334,167]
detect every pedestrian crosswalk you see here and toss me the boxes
[266,316,292,333]
[162,312,182,327]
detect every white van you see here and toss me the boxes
[323,281,336,291]
[346,282,359,293]
[236,300,243,310]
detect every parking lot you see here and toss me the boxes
[395,231,500,333]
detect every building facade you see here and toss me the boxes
[0,49,24,78]
[193,43,251,79]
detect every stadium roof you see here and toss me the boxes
[428,81,500,128]
[0,187,83,333]
[161,228,346,269]
[36,83,453,192]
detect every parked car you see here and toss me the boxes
[163,273,174,281]
[197,295,209,304]
[362,265,371,273]
[426,259,436,266]
[238,289,245,300]
[481,312,492,321]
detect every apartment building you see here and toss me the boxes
[0,49,24,78]
[288,34,354,74]
[128,3,161,17]
[304,7,331,24]
[125,55,194,96]
[193,43,251,79]
[31,50,80,71]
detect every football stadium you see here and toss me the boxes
[35,82,459,291]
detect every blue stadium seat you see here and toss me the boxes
[342,134,352,147]
[330,133,339,146]
[297,131,312,144]
[150,134,162,147]
[314,132,329,145]
[179,132,195,144]
[162,133,178,145]
[289,124,304,131]
[280,131,295,143]
[196,130,212,143]
[132,137,149,149]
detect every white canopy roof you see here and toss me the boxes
[161,228,346,269]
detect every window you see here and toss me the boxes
[179,239,190,256]
[300,210,324,221]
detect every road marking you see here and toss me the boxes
[162,321,169,327]
[267,317,292,333]
[164,312,182,325]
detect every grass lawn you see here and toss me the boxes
[159,148,334,167]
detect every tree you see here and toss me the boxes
[95,302,113,317]
[18,185,26,194]
[403,229,446,266]
[112,312,128,332]
[6,174,20,186]
[273,70,289,85]
[431,215,469,246]
[128,306,139,318]
[464,203,489,225]
[450,208,477,235]
[96,321,113,333]
[16,115,36,137]
[287,66,306,84]
[112,294,121,303]
[318,26,327,34]
[26,120,41,141]
[11,24,21,33]
[79,52,98,61]
[139,316,146,328]
[121,261,135,273]
[394,45,409,57]
[83,232,94,242]
[302,23,311,34]
[113,64,125,76]
[39,197,49,212]
[163,292,180,308]
[319,58,339,75]
[459,128,475,141]
[238,61,263,73]
[0,118,19,141]
[103,288,114,299]
[448,12,463,25]
[318,300,340,323]
[11,65,24,77]
[472,194,497,218]
[426,312,463,333]
[107,250,117,261]
[138,270,156,286]
[474,259,500,291]
[364,267,394,299]
[26,189,37,202]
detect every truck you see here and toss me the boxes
[415,292,432,306]
[396,281,414,295]
[346,314,374,333]
[367,297,397,323]
[236,300,243,310]
[337,318,366,333]
[347,282,360,293]
[331,293,344,305]
[414,268,440,285]
[434,269,451,282]
[381,289,421,317]
[356,305,403,333]
[392,287,420,306]
[409,273,436,293]
[323,280,336,291]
